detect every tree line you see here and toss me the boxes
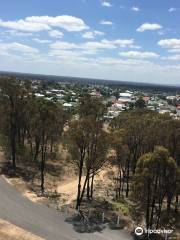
[0,77,67,193]
[110,108,180,229]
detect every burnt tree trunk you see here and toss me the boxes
[76,154,84,210]
[90,173,95,199]
[86,173,90,200]
[175,194,179,213]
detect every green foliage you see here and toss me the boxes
[64,95,110,208]
[132,146,179,228]
[0,77,67,192]
[77,94,106,119]
[135,97,146,108]
[111,202,130,216]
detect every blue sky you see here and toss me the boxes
[0,0,180,85]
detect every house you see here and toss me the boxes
[63,102,73,108]
[90,90,102,98]
[112,102,126,111]
[176,105,180,110]
[159,109,171,114]
[143,96,150,104]
[118,91,133,104]
[35,93,44,98]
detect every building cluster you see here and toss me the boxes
[32,80,180,119]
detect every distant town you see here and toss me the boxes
[27,75,180,120]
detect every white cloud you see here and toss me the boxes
[168,8,176,13]
[50,41,78,50]
[119,51,159,59]
[100,20,113,25]
[0,19,50,32]
[130,45,141,49]
[96,57,151,66]
[82,40,116,50]
[101,1,112,7]
[162,55,180,61]
[104,39,135,48]
[94,30,105,36]
[82,30,104,39]
[48,30,64,38]
[49,41,110,53]
[25,15,89,32]
[6,30,33,36]
[32,38,51,43]
[137,23,162,32]
[0,42,39,56]
[0,15,89,33]
[49,39,138,58]
[49,49,86,61]
[168,49,180,53]
[131,6,140,12]
[158,39,180,49]
[1,48,180,85]
[82,32,95,39]
[50,39,136,53]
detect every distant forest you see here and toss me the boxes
[0,71,180,93]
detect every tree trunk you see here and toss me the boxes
[10,98,16,171]
[126,160,130,198]
[34,137,40,161]
[149,199,155,229]
[121,169,125,194]
[11,121,16,171]
[90,173,95,199]
[118,169,122,198]
[50,140,53,154]
[76,156,84,210]
[86,174,90,200]
[40,142,45,195]
[79,174,89,206]
[146,182,150,229]
[175,194,179,213]
[167,195,172,213]
[149,175,158,228]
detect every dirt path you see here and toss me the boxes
[57,176,85,204]
[56,168,113,205]
[0,151,5,164]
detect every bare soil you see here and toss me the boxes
[0,219,44,240]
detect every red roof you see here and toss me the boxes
[143,96,150,102]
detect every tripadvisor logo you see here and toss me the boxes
[135,227,144,236]
[135,227,173,236]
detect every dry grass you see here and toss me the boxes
[0,219,44,240]
[4,176,47,204]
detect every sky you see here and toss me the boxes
[0,0,180,85]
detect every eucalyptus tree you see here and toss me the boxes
[0,77,32,170]
[111,129,130,198]
[65,118,91,209]
[132,146,179,229]
[135,97,146,109]
[27,98,65,194]
[65,95,109,208]
[85,117,110,200]
[110,109,157,197]
[165,119,180,213]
